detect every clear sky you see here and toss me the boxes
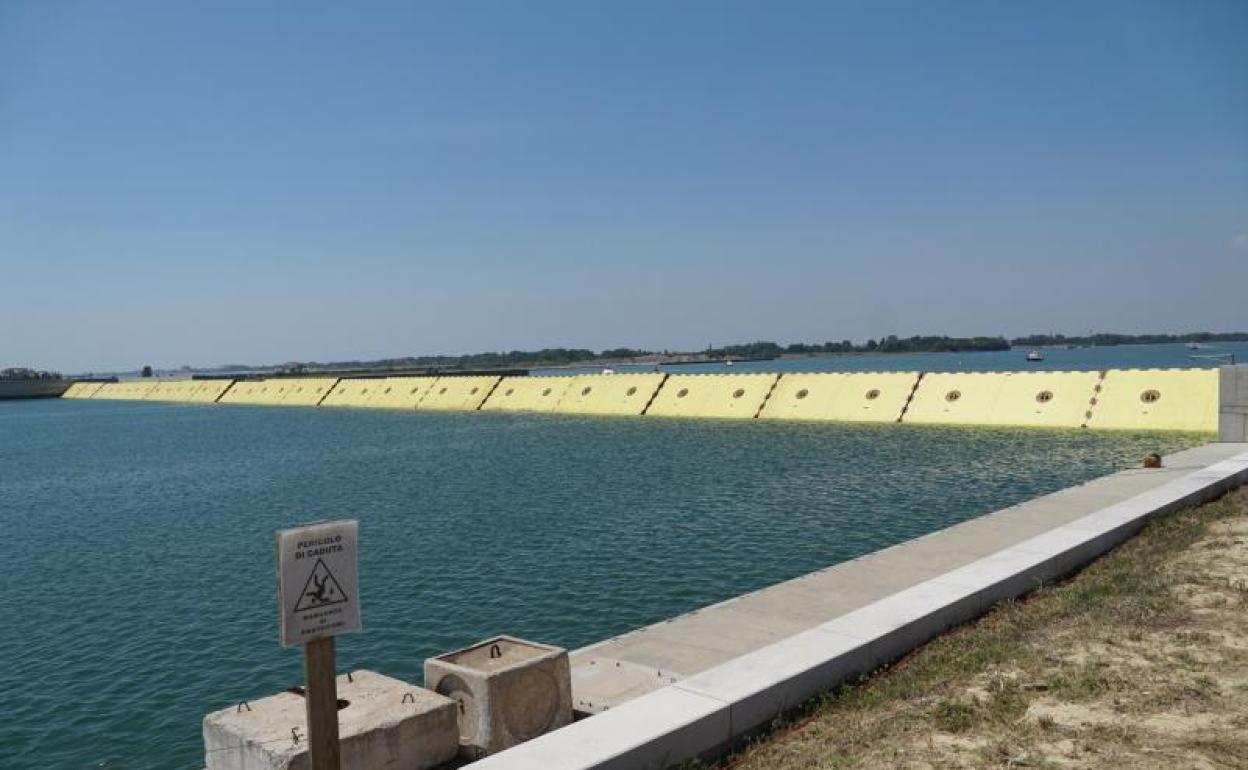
[2,1,1246,374]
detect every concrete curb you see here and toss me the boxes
[470,449,1248,769]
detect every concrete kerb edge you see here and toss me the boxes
[471,449,1248,769]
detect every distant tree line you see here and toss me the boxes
[1009,332,1248,347]
[707,335,1011,357]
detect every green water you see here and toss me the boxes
[0,398,1204,769]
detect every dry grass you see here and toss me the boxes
[696,487,1248,769]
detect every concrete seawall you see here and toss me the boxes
[67,365,1242,433]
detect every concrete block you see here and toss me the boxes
[424,635,573,759]
[1221,364,1248,406]
[202,669,458,770]
[467,686,730,770]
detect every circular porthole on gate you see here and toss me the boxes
[677,388,689,398]
[470,387,479,395]
[361,388,369,395]
[865,389,880,400]
[732,388,746,399]
[945,390,961,402]
[582,386,593,396]
[439,387,448,395]
[384,387,392,394]
[541,388,552,396]
[626,386,638,396]
[1036,390,1053,403]
[1141,389,1161,404]
[410,387,419,395]
[505,388,515,396]
[795,389,809,400]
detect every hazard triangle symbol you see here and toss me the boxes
[293,558,349,612]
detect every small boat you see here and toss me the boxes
[1025,351,1044,362]
[601,367,616,375]
[724,358,734,367]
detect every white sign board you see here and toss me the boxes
[277,520,361,647]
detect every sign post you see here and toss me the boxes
[277,520,362,770]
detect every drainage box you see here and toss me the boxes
[203,669,458,770]
[424,635,573,759]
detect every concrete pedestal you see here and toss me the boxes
[203,670,458,770]
[1220,365,1248,442]
[424,636,572,759]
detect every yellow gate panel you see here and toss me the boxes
[481,376,573,412]
[218,380,267,405]
[320,378,385,408]
[645,374,778,419]
[555,373,667,416]
[277,378,338,406]
[417,376,500,411]
[145,380,200,401]
[986,371,1100,428]
[903,373,1008,425]
[1086,368,1218,432]
[361,377,438,409]
[759,372,919,422]
[188,379,235,403]
[248,380,291,405]
[94,381,159,400]
[62,382,106,399]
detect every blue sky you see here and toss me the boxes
[2,1,1245,373]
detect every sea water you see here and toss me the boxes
[0,397,1205,768]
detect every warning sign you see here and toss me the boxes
[277,520,361,647]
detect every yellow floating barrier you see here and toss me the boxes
[759,372,920,423]
[554,373,667,416]
[248,380,292,405]
[989,371,1101,428]
[320,378,385,408]
[277,378,339,407]
[188,379,236,403]
[144,380,199,401]
[417,376,500,411]
[645,373,778,419]
[481,376,574,412]
[62,382,106,399]
[217,380,268,405]
[93,381,160,400]
[903,371,1102,428]
[359,376,436,409]
[1085,368,1218,432]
